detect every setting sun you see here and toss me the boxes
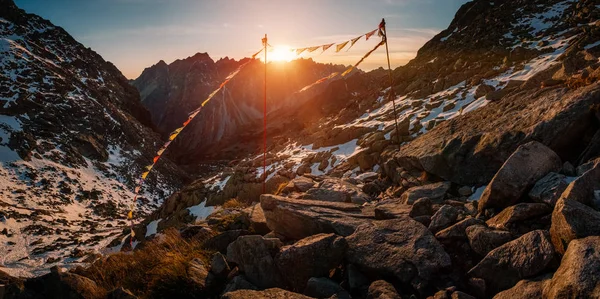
[269,45,296,62]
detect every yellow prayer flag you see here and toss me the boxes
[322,43,334,52]
[346,35,362,51]
[127,210,133,219]
[307,46,320,53]
[141,171,150,179]
[336,41,349,53]
[296,48,307,55]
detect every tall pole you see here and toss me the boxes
[382,18,402,147]
[262,34,267,194]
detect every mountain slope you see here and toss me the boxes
[0,0,185,276]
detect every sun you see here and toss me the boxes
[269,45,296,62]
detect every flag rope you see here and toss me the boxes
[289,27,380,57]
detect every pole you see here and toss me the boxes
[262,34,267,194]
[382,18,402,147]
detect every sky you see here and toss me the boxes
[15,0,470,79]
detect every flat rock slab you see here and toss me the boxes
[486,203,551,231]
[401,182,451,204]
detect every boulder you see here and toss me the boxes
[226,235,284,288]
[466,225,512,256]
[19,270,104,299]
[303,277,350,299]
[275,233,347,291]
[468,230,555,294]
[222,275,258,294]
[435,217,483,241]
[243,204,270,235]
[550,198,600,254]
[210,252,230,276]
[345,219,451,293]
[286,176,316,193]
[203,230,251,254]
[401,182,451,204]
[260,195,372,240]
[492,274,552,299]
[106,287,137,299]
[486,203,551,231]
[410,198,434,217]
[528,172,569,206]
[429,205,459,233]
[544,236,600,298]
[222,288,312,299]
[302,178,371,204]
[373,199,411,220]
[559,157,600,208]
[366,280,401,299]
[347,264,370,290]
[478,141,562,213]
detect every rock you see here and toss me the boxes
[287,176,316,192]
[222,275,258,294]
[188,258,211,290]
[226,235,284,288]
[20,271,104,299]
[346,219,451,292]
[401,182,451,204]
[347,264,369,290]
[410,197,433,217]
[562,162,576,176]
[204,230,251,254]
[303,178,371,204]
[478,141,562,213]
[180,225,214,240]
[468,230,555,294]
[559,157,600,208]
[210,252,230,276]
[107,287,137,299]
[373,198,411,219]
[244,204,270,235]
[366,280,401,299]
[492,274,552,299]
[413,215,431,227]
[222,288,312,299]
[458,186,473,197]
[429,205,459,233]
[528,172,568,206]
[260,195,372,240]
[576,159,595,176]
[451,291,476,299]
[355,172,379,182]
[303,277,349,299]
[466,224,513,256]
[275,233,347,291]
[550,198,600,254]
[486,203,551,231]
[544,236,600,298]
[435,217,483,241]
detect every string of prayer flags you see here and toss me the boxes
[342,40,385,77]
[346,35,362,52]
[307,46,320,53]
[365,29,378,40]
[336,41,349,52]
[322,43,334,52]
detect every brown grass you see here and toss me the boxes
[77,229,211,298]
[222,198,246,209]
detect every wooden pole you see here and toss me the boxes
[382,18,402,147]
[262,34,268,194]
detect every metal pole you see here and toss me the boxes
[262,34,267,194]
[382,18,402,147]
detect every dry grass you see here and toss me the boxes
[77,228,210,298]
[222,198,246,209]
[274,182,289,195]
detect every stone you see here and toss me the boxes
[203,230,251,254]
[275,233,347,291]
[559,157,600,208]
[458,186,473,197]
[243,204,270,235]
[20,271,104,299]
[562,162,576,176]
[466,225,512,256]
[347,264,369,290]
[226,235,284,289]
[401,182,451,204]
[303,277,349,299]
[435,217,483,241]
[544,236,600,298]
[373,198,411,220]
[528,172,568,206]
[410,197,433,217]
[302,178,371,204]
[210,252,230,276]
[451,291,476,299]
[429,205,459,233]
[346,219,451,292]
[222,275,258,294]
[288,176,316,192]
[366,280,401,299]
[468,230,555,294]
[222,288,312,299]
[492,274,552,299]
[355,172,379,182]
[106,287,137,299]
[260,195,372,240]
[486,203,551,231]
[478,141,562,213]
[550,198,600,254]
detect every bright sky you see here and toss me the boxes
[15,0,470,79]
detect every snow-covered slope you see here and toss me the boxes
[0,0,185,276]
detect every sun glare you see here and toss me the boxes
[269,45,296,62]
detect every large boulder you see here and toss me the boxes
[544,236,600,298]
[478,141,562,213]
[222,288,312,299]
[468,230,555,294]
[429,205,459,233]
[16,269,104,299]
[492,274,552,299]
[400,182,451,204]
[485,203,551,231]
[284,176,316,193]
[243,204,270,235]
[204,230,251,254]
[558,157,600,208]
[373,199,411,220]
[222,275,258,294]
[466,225,512,256]
[303,277,350,299]
[528,172,569,206]
[435,217,483,241]
[226,235,284,289]
[302,178,371,204]
[260,194,372,240]
[550,198,600,254]
[345,219,451,293]
[366,280,402,299]
[275,233,347,291]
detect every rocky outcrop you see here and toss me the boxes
[468,230,555,294]
[226,235,284,288]
[302,178,371,204]
[477,141,562,213]
[345,219,451,293]
[544,236,600,298]
[550,198,600,254]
